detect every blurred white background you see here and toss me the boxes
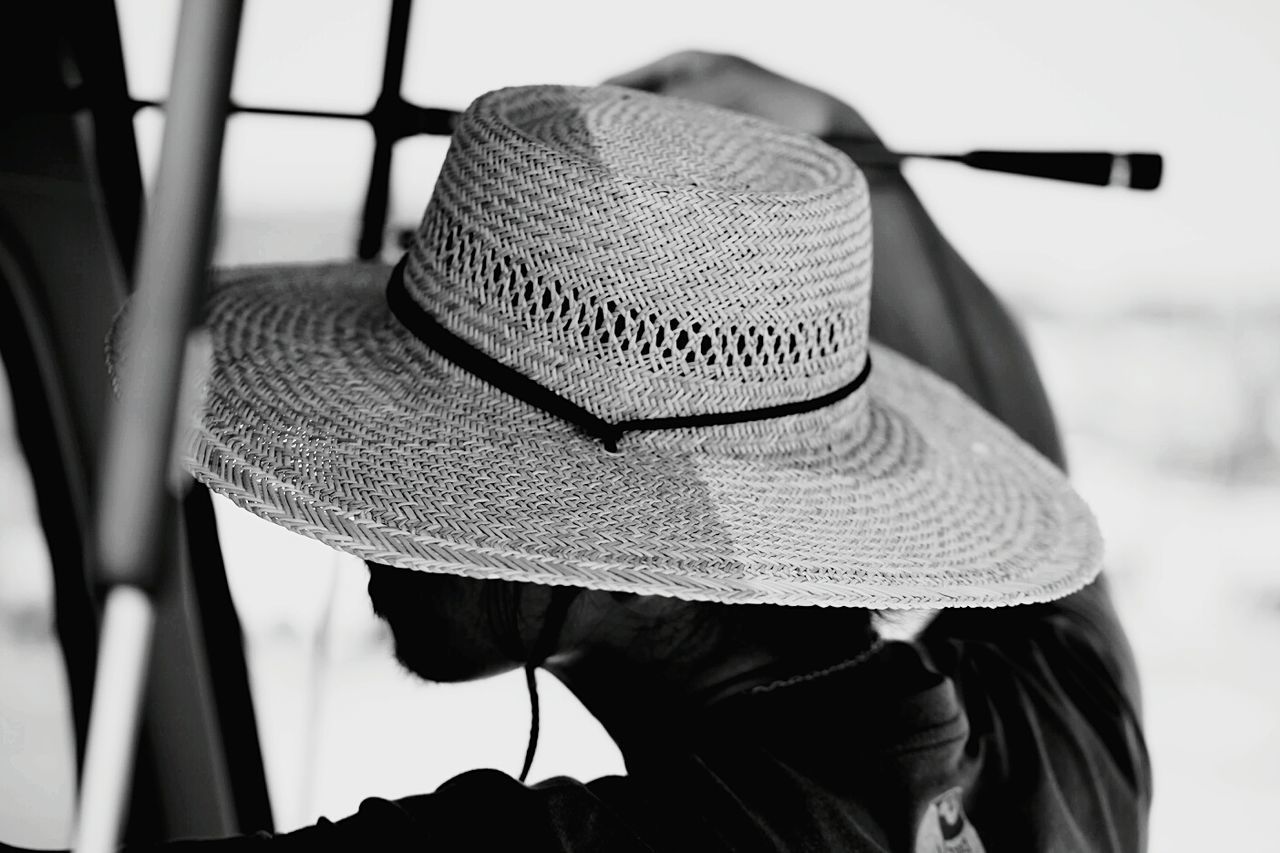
[2,0,1278,850]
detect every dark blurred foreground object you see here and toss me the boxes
[0,0,271,848]
[76,0,249,851]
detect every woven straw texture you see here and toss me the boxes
[405,86,870,421]
[117,85,1102,608]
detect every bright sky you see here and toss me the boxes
[117,0,1280,312]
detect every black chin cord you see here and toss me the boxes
[518,586,580,783]
[519,663,540,784]
[385,257,873,454]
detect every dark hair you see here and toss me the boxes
[612,595,877,672]
[712,601,876,663]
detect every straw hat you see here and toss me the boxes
[129,85,1101,608]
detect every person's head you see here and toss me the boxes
[141,84,1100,725]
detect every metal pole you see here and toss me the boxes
[74,2,243,851]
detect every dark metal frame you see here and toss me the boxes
[3,1,449,843]
[113,0,1159,263]
[1,0,452,844]
[128,0,455,261]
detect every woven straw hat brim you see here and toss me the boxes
[154,262,1102,609]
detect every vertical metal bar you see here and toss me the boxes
[95,0,241,590]
[73,587,155,853]
[357,0,414,259]
[75,1,243,851]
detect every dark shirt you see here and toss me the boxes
[153,578,1148,852]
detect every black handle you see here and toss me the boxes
[825,139,1163,191]
[958,150,1162,190]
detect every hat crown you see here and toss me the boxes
[402,85,872,420]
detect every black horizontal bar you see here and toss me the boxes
[827,139,1163,191]
[97,102,1163,191]
[130,98,459,136]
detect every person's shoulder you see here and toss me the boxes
[921,574,1140,711]
[917,576,1151,815]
